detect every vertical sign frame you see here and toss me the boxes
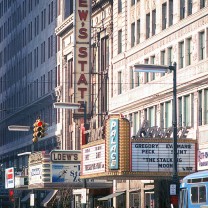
[73,0,91,114]
[109,119,119,170]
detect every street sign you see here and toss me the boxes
[170,184,176,195]
[30,193,35,206]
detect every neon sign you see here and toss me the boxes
[74,0,91,110]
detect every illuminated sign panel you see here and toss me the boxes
[29,164,42,184]
[198,148,208,170]
[132,142,196,172]
[74,0,91,109]
[109,119,119,170]
[5,167,14,189]
[82,144,105,175]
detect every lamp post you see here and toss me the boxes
[134,63,179,195]
[53,102,87,208]
[8,125,35,208]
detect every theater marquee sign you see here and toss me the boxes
[131,140,196,173]
[82,143,105,175]
[81,115,197,180]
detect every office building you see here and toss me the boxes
[109,0,208,207]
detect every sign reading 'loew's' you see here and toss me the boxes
[132,142,196,172]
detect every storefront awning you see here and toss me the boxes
[98,192,124,201]
[41,190,58,207]
[21,192,32,203]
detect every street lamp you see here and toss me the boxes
[8,126,35,208]
[53,102,87,208]
[134,63,179,193]
[8,125,31,132]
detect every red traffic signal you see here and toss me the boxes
[32,119,47,143]
[9,189,14,202]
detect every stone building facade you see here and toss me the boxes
[109,0,208,207]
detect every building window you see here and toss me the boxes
[41,9,46,31]
[34,47,38,69]
[101,36,109,114]
[200,0,206,8]
[180,0,185,19]
[152,9,156,35]
[118,71,122,94]
[118,29,122,54]
[186,38,192,66]
[150,56,155,80]
[168,47,173,66]
[179,41,184,69]
[149,106,156,127]
[48,70,53,92]
[34,15,39,36]
[199,31,205,60]
[136,19,140,44]
[184,95,190,126]
[198,90,202,126]
[41,41,46,64]
[165,101,172,128]
[160,103,164,128]
[133,112,139,136]
[162,3,167,30]
[101,37,109,71]
[161,50,166,65]
[63,0,73,19]
[131,0,135,6]
[131,22,135,47]
[161,50,166,76]
[198,89,208,125]
[136,72,140,87]
[130,68,134,89]
[178,97,182,127]
[188,0,192,16]
[48,35,53,59]
[48,1,54,24]
[169,0,173,26]
[178,94,194,127]
[118,0,122,13]
[130,191,141,207]
[144,58,149,83]
[205,89,208,124]
[146,13,150,39]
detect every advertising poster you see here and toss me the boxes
[51,163,81,183]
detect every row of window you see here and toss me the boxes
[0,105,54,147]
[118,0,207,53]
[128,89,208,137]
[0,35,54,77]
[117,29,207,94]
[0,0,40,18]
[0,68,55,121]
[0,1,53,44]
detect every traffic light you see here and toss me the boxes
[9,189,14,202]
[32,118,47,143]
